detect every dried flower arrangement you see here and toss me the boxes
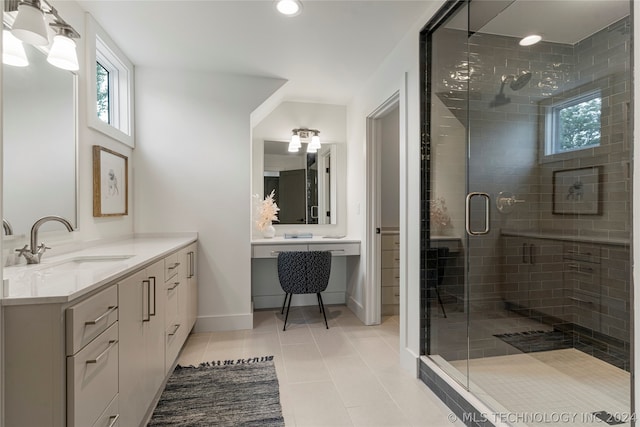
[430,197,451,229]
[253,189,280,231]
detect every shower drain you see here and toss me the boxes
[592,411,625,425]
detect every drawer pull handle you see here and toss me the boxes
[270,251,282,255]
[329,249,345,252]
[168,262,181,270]
[168,324,181,336]
[394,293,400,297]
[107,414,120,427]
[394,276,400,279]
[168,282,180,291]
[85,305,118,325]
[567,250,593,256]
[568,296,594,305]
[86,340,118,364]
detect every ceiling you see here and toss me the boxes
[75,0,436,105]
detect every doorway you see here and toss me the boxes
[366,93,400,325]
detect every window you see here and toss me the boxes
[545,90,601,156]
[86,13,135,147]
[96,62,110,124]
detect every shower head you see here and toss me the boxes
[490,70,532,107]
[506,71,532,91]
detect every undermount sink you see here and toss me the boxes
[37,255,135,272]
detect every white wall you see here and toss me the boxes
[380,106,400,228]
[134,67,285,331]
[346,1,445,372]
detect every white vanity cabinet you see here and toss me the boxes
[3,237,198,427]
[118,261,166,427]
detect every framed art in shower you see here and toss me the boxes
[552,166,601,215]
[93,145,128,217]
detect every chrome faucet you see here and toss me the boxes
[16,215,74,264]
[3,218,13,236]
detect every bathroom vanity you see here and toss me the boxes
[2,234,198,427]
[251,236,360,308]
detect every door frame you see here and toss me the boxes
[365,91,401,325]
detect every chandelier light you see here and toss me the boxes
[288,128,321,153]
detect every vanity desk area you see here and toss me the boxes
[251,236,360,309]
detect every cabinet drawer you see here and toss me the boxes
[381,268,400,287]
[382,250,400,269]
[166,279,180,326]
[382,286,400,304]
[67,322,119,427]
[564,244,601,264]
[92,395,119,427]
[253,244,308,258]
[381,234,400,249]
[308,242,360,256]
[165,322,183,372]
[164,253,180,282]
[66,285,118,356]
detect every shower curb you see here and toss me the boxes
[419,356,510,427]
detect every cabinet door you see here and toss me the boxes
[146,261,166,398]
[117,269,149,427]
[118,260,165,427]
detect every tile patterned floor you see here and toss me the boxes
[177,305,465,427]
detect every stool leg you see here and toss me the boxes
[281,293,289,315]
[283,294,293,331]
[318,293,329,329]
[317,293,322,313]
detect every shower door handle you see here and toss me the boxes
[465,192,490,236]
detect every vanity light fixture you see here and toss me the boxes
[307,130,321,153]
[288,130,302,152]
[288,128,321,153]
[3,29,29,66]
[11,0,48,46]
[46,24,79,71]
[276,0,302,17]
[4,0,81,71]
[519,34,542,47]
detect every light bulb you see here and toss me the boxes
[47,34,79,71]
[3,30,29,67]
[276,0,302,16]
[12,2,49,46]
[519,35,542,47]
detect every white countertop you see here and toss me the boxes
[251,236,360,245]
[2,233,197,306]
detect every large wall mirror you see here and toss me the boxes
[3,42,77,237]
[264,140,337,225]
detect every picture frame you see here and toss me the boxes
[93,145,128,217]
[552,166,602,215]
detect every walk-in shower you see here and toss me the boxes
[420,0,632,425]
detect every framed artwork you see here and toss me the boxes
[93,145,128,217]
[552,166,602,215]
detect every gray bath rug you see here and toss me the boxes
[148,356,284,427]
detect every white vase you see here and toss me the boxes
[263,223,276,238]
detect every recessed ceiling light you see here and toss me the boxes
[519,34,542,46]
[276,0,302,17]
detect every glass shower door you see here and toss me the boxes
[464,0,632,423]
[425,0,632,424]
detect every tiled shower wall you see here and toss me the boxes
[425,16,631,356]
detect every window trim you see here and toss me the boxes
[85,13,135,148]
[538,79,608,164]
[544,89,601,157]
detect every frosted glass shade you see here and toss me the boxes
[3,30,29,67]
[290,134,301,149]
[47,35,79,71]
[308,134,321,150]
[12,3,49,46]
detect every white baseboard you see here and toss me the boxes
[252,292,345,309]
[194,312,253,332]
[347,294,367,324]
